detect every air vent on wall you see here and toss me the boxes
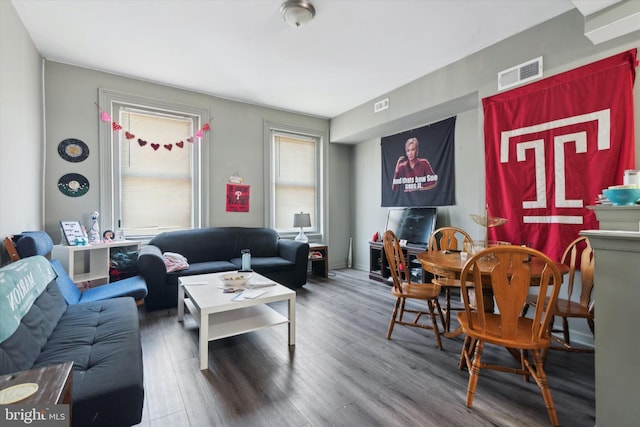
[374,98,389,113]
[498,57,543,91]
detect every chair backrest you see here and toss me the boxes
[460,245,562,341]
[3,236,21,262]
[561,236,594,309]
[428,227,474,252]
[383,230,411,293]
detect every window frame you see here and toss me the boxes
[263,121,327,242]
[98,88,210,239]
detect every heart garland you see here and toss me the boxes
[97,103,213,153]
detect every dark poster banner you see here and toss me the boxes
[483,49,637,261]
[381,117,456,207]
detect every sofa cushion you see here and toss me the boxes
[80,275,148,302]
[14,231,54,258]
[0,278,67,375]
[169,260,237,277]
[33,298,144,427]
[0,256,59,343]
[226,227,280,257]
[149,227,281,263]
[50,259,82,304]
[230,256,296,273]
[150,228,236,263]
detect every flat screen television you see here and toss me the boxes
[385,207,437,247]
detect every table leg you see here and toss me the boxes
[199,312,208,370]
[288,296,296,347]
[177,285,184,321]
[445,326,464,339]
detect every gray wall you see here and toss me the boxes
[341,9,640,273]
[341,9,639,348]
[0,0,44,264]
[42,62,355,265]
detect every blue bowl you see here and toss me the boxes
[603,188,640,206]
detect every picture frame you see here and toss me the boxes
[60,221,85,246]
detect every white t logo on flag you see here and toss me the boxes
[499,109,611,225]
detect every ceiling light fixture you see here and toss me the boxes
[280,0,316,28]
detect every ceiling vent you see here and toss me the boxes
[498,57,543,91]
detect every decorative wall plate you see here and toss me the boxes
[0,383,39,404]
[58,173,90,197]
[58,138,89,162]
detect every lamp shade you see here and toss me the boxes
[280,0,316,28]
[293,212,311,228]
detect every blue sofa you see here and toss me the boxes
[138,227,309,310]
[0,256,144,427]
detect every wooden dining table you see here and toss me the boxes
[416,249,569,337]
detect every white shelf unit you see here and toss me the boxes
[51,240,140,286]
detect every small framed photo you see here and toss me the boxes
[60,221,85,246]
[103,230,115,241]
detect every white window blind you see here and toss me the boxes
[118,109,194,236]
[272,132,317,232]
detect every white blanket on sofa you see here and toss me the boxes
[0,256,56,342]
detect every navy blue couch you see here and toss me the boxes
[0,256,144,427]
[138,227,309,310]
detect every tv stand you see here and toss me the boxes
[369,241,432,284]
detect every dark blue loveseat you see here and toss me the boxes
[138,227,309,310]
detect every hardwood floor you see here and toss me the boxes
[134,269,594,427]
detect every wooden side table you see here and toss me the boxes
[309,243,328,278]
[1,361,73,405]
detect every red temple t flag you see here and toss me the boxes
[483,49,637,261]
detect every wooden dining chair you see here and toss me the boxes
[522,236,594,355]
[457,245,563,426]
[383,230,444,350]
[427,227,474,332]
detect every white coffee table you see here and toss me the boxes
[177,272,296,370]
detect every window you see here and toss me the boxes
[99,89,209,239]
[264,122,325,239]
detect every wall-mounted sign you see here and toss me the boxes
[226,184,250,212]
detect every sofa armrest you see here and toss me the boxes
[137,245,167,308]
[277,239,310,287]
[277,239,309,263]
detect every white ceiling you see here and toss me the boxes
[11,0,612,119]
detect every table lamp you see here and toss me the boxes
[293,212,311,243]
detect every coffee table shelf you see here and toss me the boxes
[183,299,289,341]
[178,272,296,370]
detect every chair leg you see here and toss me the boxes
[398,298,407,323]
[426,299,443,351]
[387,298,401,339]
[561,316,570,346]
[466,340,484,408]
[434,299,445,333]
[459,335,473,370]
[587,318,595,336]
[521,302,530,317]
[444,288,451,332]
[531,349,559,427]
